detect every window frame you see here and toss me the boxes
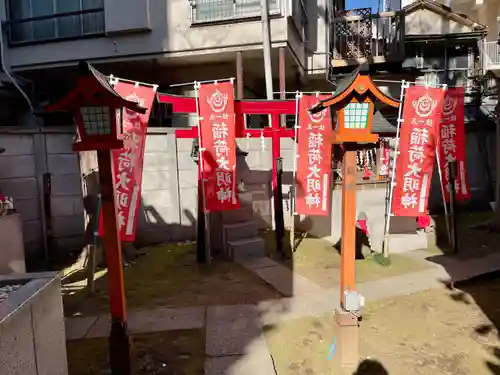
[6,0,105,46]
[189,0,283,26]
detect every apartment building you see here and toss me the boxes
[0,0,339,126]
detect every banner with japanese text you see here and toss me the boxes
[295,95,333,216]
[98,81,157,241]
[198,82,240,212]
[437,87,470,202]
[392,86,445,216]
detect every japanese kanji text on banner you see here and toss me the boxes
[295,95,333,216]
[98,81,157,241]
[198,82,240,212]
[392,86,445,216]
[437,87,469,202]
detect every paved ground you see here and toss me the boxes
[65,249,500,375]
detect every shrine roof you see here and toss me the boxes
[45,61,146,114]
[80,61,146,114]
[309,64,399,114]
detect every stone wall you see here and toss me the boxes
[0,126,495,262]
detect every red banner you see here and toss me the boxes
[437,87,470,202]
[98,81,157,241]
[295,95,333,216]
[198,82,240,212]
[392,86,445,216]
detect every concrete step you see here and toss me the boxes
[238,191,253,203]
[228,237,265,261]
[388,232,428,254]
[221,207,253,224]
[223,221,258,243]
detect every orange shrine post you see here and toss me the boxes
[309,64,400,368]
[45,61,146,375]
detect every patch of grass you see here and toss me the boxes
[430,211,500,260]
[63,242,282,316]
[265,278,500,375]
[263,231,428,289]
[67,329,205,375]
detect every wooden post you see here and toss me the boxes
[340,147,357,306]
[236,51,244,100]
[334,145,359,370]
[96,149,131,375]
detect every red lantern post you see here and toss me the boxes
[45,61,146,375]
[309,64,400,369]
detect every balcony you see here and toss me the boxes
[329,8,405,69]
[189,0,282,24]
[482,41,500,72]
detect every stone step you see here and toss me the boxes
[228,237,265,261]
[388,232,428,254]
[238,191,253,203]
[222,221,258,243]
[221,207,253,224]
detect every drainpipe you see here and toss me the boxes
[261,0,274,100]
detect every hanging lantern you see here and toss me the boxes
[45,61,146,152]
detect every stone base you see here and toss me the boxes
[0,214,25,275]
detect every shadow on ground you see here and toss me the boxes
[428,209,500,375]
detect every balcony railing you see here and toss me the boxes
[189,0,282,24]
[329,8,404,68]
[481,41,500,71]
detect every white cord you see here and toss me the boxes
[0,26,34,114]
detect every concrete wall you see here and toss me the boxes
[0,124,494,261]
[405,7,475,36]
[0,131,43,259]
[47,134,85,254]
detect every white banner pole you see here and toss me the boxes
[435,84,451,244]
[194,81,212,265]
[382,80,408,257]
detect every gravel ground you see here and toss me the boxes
[0,284,22,304]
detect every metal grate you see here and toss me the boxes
[481,41,500,70]
[80,106,112,135]
[190,0,281,24]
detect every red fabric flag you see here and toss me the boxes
[98,82,157,241]
[198,82,240,212]
[295,95,333,216]
[437,87,470,202]
[392,86,445,216]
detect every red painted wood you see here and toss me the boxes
[158,93,296,139]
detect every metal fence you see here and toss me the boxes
[329,8,404,61]
[190,0,282,24]
[482,41,500,71]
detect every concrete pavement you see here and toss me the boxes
[65,250,500,375]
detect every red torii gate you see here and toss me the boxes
[157,93,296,192]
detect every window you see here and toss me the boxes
[190,0,281,24]
[8,0,105,45]
[291,0,308,41]
[343,103,369,129]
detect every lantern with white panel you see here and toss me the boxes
[44,60,146,375]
